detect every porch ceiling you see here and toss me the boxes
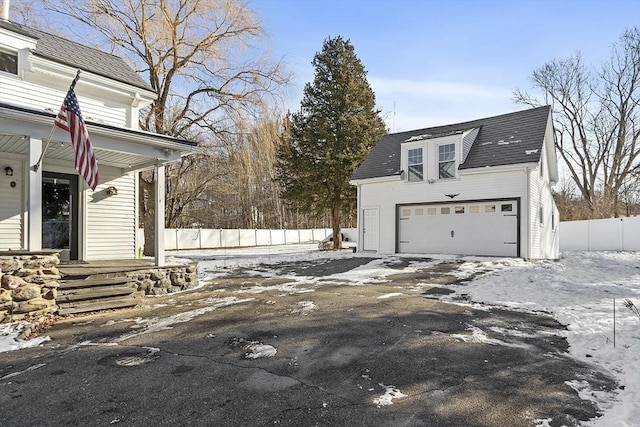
[0,103,199,171]
[0,131,174,170]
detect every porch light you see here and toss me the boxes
[106,186,118,196]
[4,166,13,176]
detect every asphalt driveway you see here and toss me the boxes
[0,254,615,427]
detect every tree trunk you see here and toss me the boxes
[331,205,342,250]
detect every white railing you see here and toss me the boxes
[560,217,640,251]
[139,228,358,251]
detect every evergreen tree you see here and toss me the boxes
[276,36,386,249]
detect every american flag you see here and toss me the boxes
[54,73,99,190]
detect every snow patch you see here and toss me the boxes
[373,383,407,407]
[291,301,318,315]
[245,342,277,359]
[451,325,530,349]
[0,322,50,353]
[377,292,404,299]
[116,296,254,342]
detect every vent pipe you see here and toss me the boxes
[1,0,9,21]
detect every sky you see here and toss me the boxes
[251,0,640,132]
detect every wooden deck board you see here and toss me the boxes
[57,296,140,315]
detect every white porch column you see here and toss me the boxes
[27,138,42,251]
[154,164,165,266]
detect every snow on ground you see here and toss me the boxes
[441,251,640,427]
[115,296,254,342]
[0,322,51,353]
[1,245,638,426]
[175,246,640,425]
[372,383,407,407]
[245,342,277,359]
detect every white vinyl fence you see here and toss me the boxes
[560,217,640,251]
[139,228,358,251]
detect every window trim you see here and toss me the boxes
[407,147,424,182]
[0,48,19,75]
[437,142,457,180]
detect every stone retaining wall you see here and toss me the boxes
[126,263,199,295]
[0,252,60,322]
[1,252,199,321]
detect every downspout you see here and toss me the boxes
[525,166,531,260]
[355,182,361,253]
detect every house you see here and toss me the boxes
[0,20,198,266]
[350,106,559,260]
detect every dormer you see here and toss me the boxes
[0,22,38,77]
[400,127,479,183]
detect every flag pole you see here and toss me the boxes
[33,69,82,172]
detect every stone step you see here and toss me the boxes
[59,277,130,290]
[57,296,140,315]
[57,286,136,303]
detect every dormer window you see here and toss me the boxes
[438,143,456,179]
[407,148,423,182]
[0,49,18,75]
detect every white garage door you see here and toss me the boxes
[397,200,518,257]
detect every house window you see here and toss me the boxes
[441,207,450,214]
[539,204,544,226]
[415,208,424,215]
[407,148,423,182]
[402,208,412,217]
[469,205,480,214]
[0,49,18,75]
[455,206,465,214]
[501,203,513,212]
[427,207,436,215]
[438,143,456,179]
[485,205,496,213]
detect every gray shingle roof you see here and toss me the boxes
[351,106,551,181]
[0,20,151,91]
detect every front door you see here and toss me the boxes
[42,172,79,261]
[362,208,379,251]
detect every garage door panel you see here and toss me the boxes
[398,200,518,257]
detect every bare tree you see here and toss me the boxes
[32,0,289,253]
[514,27,640,218]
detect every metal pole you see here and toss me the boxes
[613,298,616,348]
[32,125,57,171]
[33,70,82,172]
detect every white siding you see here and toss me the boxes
[461,128,480,162]
[85,167,136,260]
[0,159,23,250]
[358,168,528,254]
[0,76,128,127]
[527,136,559,259]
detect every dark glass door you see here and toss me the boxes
[42,172,78,260]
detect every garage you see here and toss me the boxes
[397,199,519,257]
